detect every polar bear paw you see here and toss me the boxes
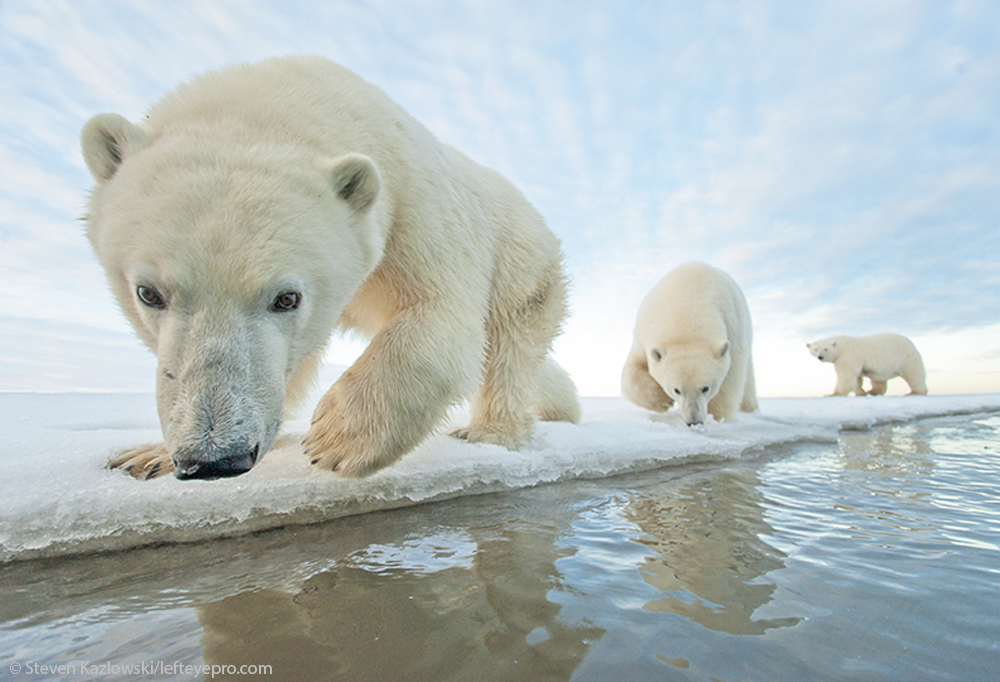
[109,443,175,480]
[303,387,385,478]
[451,424,528,450]
[303,426,379,478]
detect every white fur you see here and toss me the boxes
[81,56,579,479]
[622,262,757,425]
[807,334,927,396]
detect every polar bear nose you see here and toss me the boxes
[173,442,260,480]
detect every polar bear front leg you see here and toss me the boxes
[830,361,862,396]
[110,443,175,479]
[304,310,480,477]
[904,376,928,395]
[621,346,673,412]
[854,376,869,396]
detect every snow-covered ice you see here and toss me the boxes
[2,389,999,562]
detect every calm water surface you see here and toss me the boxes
[2,413,999,681]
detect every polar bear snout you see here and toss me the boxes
[152,309,288,480]
[162,399,280,480]
[173,441,260,480]
[158,376,282,481]
[163,396,280,478]
[679,400,709,426]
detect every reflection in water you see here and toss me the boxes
[830,426,941,549]
[197,464,801,681]
[197,527,604,682]
[627,469,799,635]
[4,414,999,681]
[837,424,937,475]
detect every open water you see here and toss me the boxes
[2,412,999,681]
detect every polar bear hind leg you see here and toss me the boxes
[867,378,887,396]
[454,266,574,447]
[532,356,582,423]
[740,360,759,413]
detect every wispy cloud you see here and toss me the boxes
[1,0,998,395]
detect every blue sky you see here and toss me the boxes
[1,0,998,397]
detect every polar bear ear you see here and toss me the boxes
[714,340,730,359]
[81,113,148,182]
[326,153,381,213]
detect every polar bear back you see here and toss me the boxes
[138,56,561,320]
[635,262,751,347]
[829,334,923,376]
[146,57,424,171]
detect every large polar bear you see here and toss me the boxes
[80,56,580,480]
[622,262,757,425]
[807,334,927,396]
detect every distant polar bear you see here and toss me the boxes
[622,262,758,425]
[807,334,927,396]
[80,56,579,480]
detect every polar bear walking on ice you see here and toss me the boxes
[622,262,758,425]
[807,334,927,396]
[80,56,579,480]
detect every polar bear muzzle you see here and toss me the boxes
[161,374,283,480]
[153,307,288,480]
[173,441,260,480]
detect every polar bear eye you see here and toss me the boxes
[701,386,710,394]
[673,388,681,396]
[136,285,166,309]
[270,291,301,312]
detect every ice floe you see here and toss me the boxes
[2,388,999,562]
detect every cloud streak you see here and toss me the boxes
[1,0,998,396]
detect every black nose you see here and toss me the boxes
[174,443,260,480]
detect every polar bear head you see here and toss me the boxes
[806,338,841,363]
[81,114,385,479]
[647,340,731,426]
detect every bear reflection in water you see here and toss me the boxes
[197,527,603,682]
[194,469,795,680]
[627,468,800,636]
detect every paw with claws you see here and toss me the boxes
[302,383,383,478]
[109,444,174,480]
